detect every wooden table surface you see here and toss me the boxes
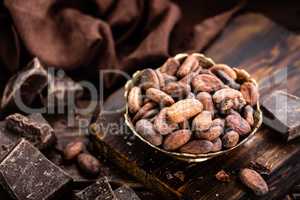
[91,13,300,200]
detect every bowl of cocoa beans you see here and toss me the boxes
[124,53,262,162]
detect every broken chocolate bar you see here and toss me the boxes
[262,90,300,141]
[75,177,116,200]
[0,121,19,161]
[0,139,72,200]
[0,58,48,112]
[5,113,56,149]
[114,186,141,200]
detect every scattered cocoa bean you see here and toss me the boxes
[196,125,223,141]
[77,153,101,176]
[163,129,192,151]
[146,88,175,106]
[222,130,239,148]
[64,140,84,160]
[215,170,230,182]
[139,69,160,90]
[166,99,203,123]
[196,92,214,113]
[135,119,163,146]
[180,140,213,154]
[239,168,269,196]
[179,72,199,85]
[154,108,178,135]
[210,64,237,80]
[226,114,251,136]
[213,88,245,104]
[243,105,255,127]
[160,58,180,76]
[192,111,213,132]
[240,82,259,106]
[128,86,142,113]
[177,55,199,78]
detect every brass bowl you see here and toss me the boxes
[124,53,262,162]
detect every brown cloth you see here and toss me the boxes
[0,0,242,91]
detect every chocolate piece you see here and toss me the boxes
[0,121,19,161]
[5,113,56,149]
[75,177,116,200]
[262,91,300,141]
[1,58,48,111]
[114,186,141,200]
[0,139,72,200]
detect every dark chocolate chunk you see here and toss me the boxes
[5,113,56,149]
[75,177,116,200]
[0,58,48,112]
[262,90,300,141]
[114,186,141,200]
[0,139,72,200]
[0,121,19,161]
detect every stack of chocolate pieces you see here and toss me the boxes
[0,112,142,200]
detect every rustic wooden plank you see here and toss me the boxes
[91,13,300,200]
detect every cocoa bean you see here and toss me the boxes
[179,72,199,85]
[180,140,213,154]
[77,153,101,176]
[222,130,239,148]
[135,119,162,146]
[212,118,225,128]
[233,68,250,82]
[243,105,255,127]
[132,102,156,123]
[210,64,237,80]
[214,70,240,90]
[154,108,178,135]
[240,82,259,106]
[239,168,269,196]
[192,74,223,93]
[226,114,251,136]
[196,125,223,141]
[128,86,143,113]
[64,140,85,160]
[192,111,213,132]
[211,138,222,152]
[162,73,177,83]
[139,69,160,90]
[155,70,166,89]
[166,99,203,123]
[196,92,214,113]
[142,108,159,119]
[177,55,199,78]
[215,170,230,182]
[163,129,192,151]
[160,58,180,76]
[213,88,244,104]
[163,82,190,99]
[146,88,175,106]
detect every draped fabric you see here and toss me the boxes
[0,0,242,91]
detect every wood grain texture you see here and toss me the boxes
[91,13,300,200]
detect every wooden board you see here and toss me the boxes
[91,13,300,200]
